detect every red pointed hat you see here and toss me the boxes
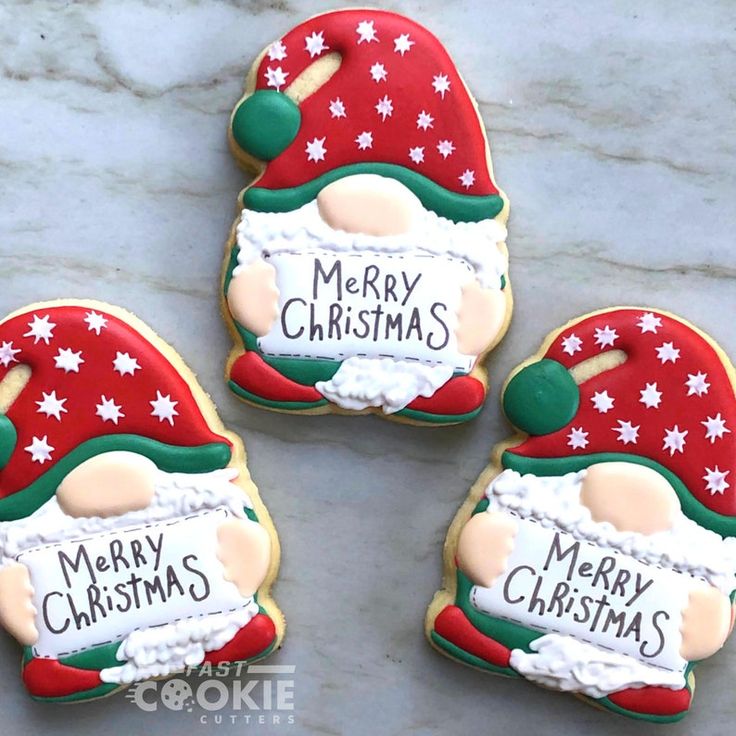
[500,308,736,535]
[230,8,504,223]
[0,304,232,521]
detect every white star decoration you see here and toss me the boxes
[702,413,730,443]
[113,351,141,377]
[459,169,476,189]
[703,466,730,495]
[437,139,455,158]
[393,33,415,55]
[328,98,346,118]
[639,382,662,409]
[685,371,710,397]
[355,131,373,150]
[96,395,125,425]
[613,420,640,445]
[83,311,108,335]
[356,20,378,44]
[304,30,328,58]
[591,390,615,413]
[637,312,662,334]
[663,425,688,456]
[305,137,327,162]
[25,435,54,464]
[0,340,21,367]
[567,427,589,450]
[375,95,393,121]
[432,73,451,98]
[656,341,680,364]
[408,146,425,164]
[54,347,84,373]
[151,391,179,426]
[264,66,288,91]
[24,314,55,345]
[268,40,287,62]
[36,391,67,421]
[594,325,619,348]
[370,62,387,82]
[416,110,434,130]
[561,334,583,356]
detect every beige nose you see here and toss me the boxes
[316,174,421,236]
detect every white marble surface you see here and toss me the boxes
[1,1,735,733]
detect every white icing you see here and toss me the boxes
[487,469,736,594]
[235,198,508,290]
[0,468,250,565]
[315,356,454,413]
[100,600,259,684]
[510,634,685,699]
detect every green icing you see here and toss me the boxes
[228,380,328,411]
[30,681,120,703]
[430,630,518,678]
[0,414,16,469]
[242,163,505,223]
[474,498,490,514]
[264,355,340,385]
[60,641,121,671]
[231,91,301,162]
[502,451,736,538]
[503,359,579,435]
[0,436,231,521]
[244,506,258,522]
[395,405,483,425]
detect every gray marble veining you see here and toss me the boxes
[1,1,735,734]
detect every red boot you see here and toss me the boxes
[403,375,486,421]
[203,613,277,665]
[432,605,511,668]
[22,657,106,700]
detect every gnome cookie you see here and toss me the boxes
[0,301,282,702]
[427,308,736,722]
[222,8,510,424]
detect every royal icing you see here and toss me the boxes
[0,303,281,701]
[429,308,736,720]
[224,9,509,422]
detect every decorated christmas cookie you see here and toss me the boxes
[222,8,510,424]
[0,301,283,702]
[426,307,736,722]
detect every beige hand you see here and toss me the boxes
[680,580,732,661]
[0,563,38,646]
[579,462,679,535]
[226,258,280,337]
[57,451,157,518]
[216,518,271,599]
[456,511,519,588]
[455,280,507,356]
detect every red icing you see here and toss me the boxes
[507,309,736,516]
[22,657,103,698]
[607,684,691,716]
[229,351,323,402]
[253,9,498,197]
[203,613,276,664]
[433,605,511,667]
[406,374,485,415]
[0,305,231,499]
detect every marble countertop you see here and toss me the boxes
[1,1,735,734]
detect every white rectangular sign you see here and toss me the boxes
[19,509,250,659]
[471,513,690,673]
[258,251,476,373]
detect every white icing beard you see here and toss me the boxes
[0,469,259,684]
[234,199,508,289]
[315,357,454,413]
[470,469,736,697]
[235,200,506,413]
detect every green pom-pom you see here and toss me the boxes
[503,359,579,436]
[0,414,17,469]
[231,90,301,161]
